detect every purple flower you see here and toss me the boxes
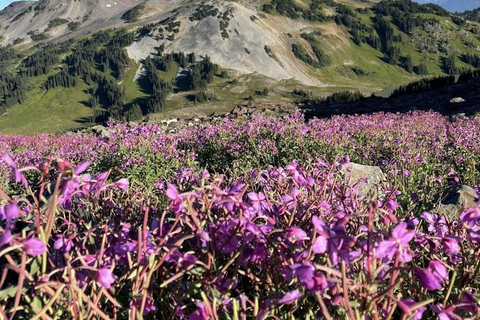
[179,253,197,269]
[114,178,129,190]
[292,263,314,282]
[460,291,478,314]
[2,154,28,188]
[431,305,457,320]
[96,268,115,289]
[414,260,448,291]
[442,236,460,254]
[312,216,329,254]
[461,207,480,227]
[278,290,302,304]
[23,238,46,256]
[166,183,183,213]
[0,201,20,221]
[312,235,328,254]
[189,301,209,320]
[415,268,442,290]
[75,270,88,286]
[53,237,73,252]
[429,260,448,282]
[166,183,180,200]
[285,227,308,243]
[74,161,90,175]
[422,212,448,238]
[215,221,239,254]
[385,199,400,212]
[410,193,418,202]
[398,299,426,320]
[376,222,415,263]
[0,230,12,247]
[292,263,327,292]
[196,230,211,247]
[247,191,269,213]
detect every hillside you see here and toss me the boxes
[302,69,480,118]
[1,0,480,134]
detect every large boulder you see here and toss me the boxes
[450,97,465,103]
[340,162,386,197]
[434,185,478,219]
[91,125,111,140]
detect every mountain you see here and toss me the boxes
[1,0,480,134]
[413,0,480,12]
[0,0,146,42]
[0,1,36,16]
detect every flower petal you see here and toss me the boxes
[415,268,442,291]
[278,290,302,304]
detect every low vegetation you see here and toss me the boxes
[2,0,480,132]
[1,110,480,319]
[121,3,146,23]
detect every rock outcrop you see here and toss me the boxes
[434,185,478,219]
[450,97,465,103]
[340,162,386,197]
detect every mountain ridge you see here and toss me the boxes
[413,0,480,13]
[1,0,480,134]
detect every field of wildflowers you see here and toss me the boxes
[1,110,480,319]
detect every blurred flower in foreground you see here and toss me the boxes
[23,238,46,256]
[415,260,448,291]
[377,222,415,263]
[96,268,115,289]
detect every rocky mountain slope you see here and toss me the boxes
[125,0,324,86]
[2,0,480,134]
[0,0,146,42]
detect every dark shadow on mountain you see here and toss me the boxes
[301,70,480,120]
[174,69,190,93]
[74,108,109,125]
[137,74,152,96]
[79,100,91,108]
[123,96,150,112]
[74,117,94,125]
[185,94,196,102]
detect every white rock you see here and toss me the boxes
[450,97,465,103]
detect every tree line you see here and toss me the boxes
[0,71,25,113]
[390,68,480,98]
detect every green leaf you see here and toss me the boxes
[0,286,26,300]
[188,267,204,276]
[32,295,43,311]
[210,287,222,300]
[148,252,156,269]
[30,256,42,275]
[127,268,139,280]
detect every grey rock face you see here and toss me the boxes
[99,129,111,140]
[91,125,111,139]
[434,185,478,219]
[340,162,386,197]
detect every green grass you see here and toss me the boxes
[123,60,150,104]
[0,77,94,135]
[310,33,418,90]
[159,62,180,82]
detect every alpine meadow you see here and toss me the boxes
[2,0,480,319]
